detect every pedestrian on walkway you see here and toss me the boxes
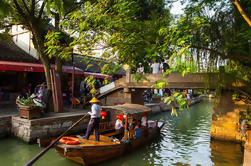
[80,78,87,106]
[84,97,101,141]
[25,83,32,96]
[137,63,145,74]
[160,59,170,73]
[151,60,161,74]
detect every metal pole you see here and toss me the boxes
[72,54,75,98]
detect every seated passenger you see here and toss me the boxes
[115,119,123,131]
[115,119,124,140]
[141,114,148,128]
[134,120,142,138]
[141,114,148,136]
[129,119,136,139]
[135,120,141,129]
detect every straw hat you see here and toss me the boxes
[89,97,100,103]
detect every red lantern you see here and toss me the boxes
[116,114,124,120]
[101,111,107,119]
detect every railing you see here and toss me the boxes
[99,121,116,133]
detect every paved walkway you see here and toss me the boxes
[43,107,89,118]
[0,103,18,116]
[0,103,90,118]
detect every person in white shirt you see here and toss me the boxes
[141,115,148,127]
[141,113,148,136]
[84,97,101,141]
[136,63,145,74]
[151,60,161,74]
[115,119,123,130]
[186,92,192,105]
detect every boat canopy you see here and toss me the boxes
[102,104,151,115]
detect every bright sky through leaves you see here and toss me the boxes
[170,1,185,15]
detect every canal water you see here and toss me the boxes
[0,99,243,166]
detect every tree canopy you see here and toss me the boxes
[1,0,251,102]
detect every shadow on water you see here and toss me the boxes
[0,136,79,166]
[0,99,244,166]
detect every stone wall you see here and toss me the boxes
[0,116,12,138]
[211,109,244,142]
[131,89,144,105]
[100,88,145,106]
[100,89,126,106]
[12,114,89,143]
[211,91,248,142]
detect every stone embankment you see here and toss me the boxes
[12,113,89,143]
[244,131,251,166]
[210,91,251,166]
[0,109,89,143]
[0,116,12,138]
[211,109,244,142]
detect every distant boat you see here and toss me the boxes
[54,104,164,165]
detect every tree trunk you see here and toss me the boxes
[54,13,63,85]
[196,49,200,72]
[30,25,54,112]
[55,56,63,84]
[39,55,54,112]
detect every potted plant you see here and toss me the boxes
[152,94,161,103]
[16,96,42,119]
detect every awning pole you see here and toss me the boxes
[71,55,75,98]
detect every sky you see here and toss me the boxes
[170,1,185,15]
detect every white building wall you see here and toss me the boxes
[10,25,39,59]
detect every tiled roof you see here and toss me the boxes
[0,40,39,63]
[71,54,125,75]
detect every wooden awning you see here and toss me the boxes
[102,104,151,115]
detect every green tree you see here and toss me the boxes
[0,0,81,111]
[58,0,171,72]
[171,0,251,95]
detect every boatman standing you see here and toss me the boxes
[84,97,101,141]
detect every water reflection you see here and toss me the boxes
[210,140,243,166]
[0,99,243,166]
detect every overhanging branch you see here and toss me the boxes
[31,0,35,16]
[13,0,29,24]
[232,0,251,27]
[38,2,45,20]
[21,0,32,16]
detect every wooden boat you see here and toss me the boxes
[54,104,164,165]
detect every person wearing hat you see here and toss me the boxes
[136,63,145,74]
[83,97,101,141]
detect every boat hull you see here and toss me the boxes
[55,143,126,165]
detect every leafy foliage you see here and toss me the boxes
[133,73,149,83]
[153,79,168,89]
[44,31,72,59]
[16,96,36,107]
[59,0,171,70]
[164,92,189,110]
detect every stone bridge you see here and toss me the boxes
[97,73,219,106]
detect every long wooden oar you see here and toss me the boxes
[24,113,90,166]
